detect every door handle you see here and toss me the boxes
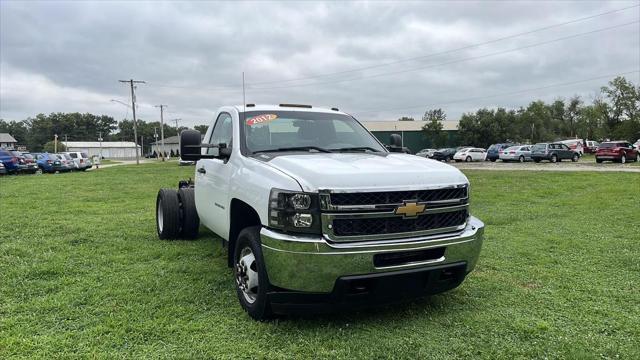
[197,167,206,174]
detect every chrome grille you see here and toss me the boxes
[330,187,468,207]
[333,209,468,237]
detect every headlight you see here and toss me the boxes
[269,189,320,234]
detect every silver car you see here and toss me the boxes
[499,145,532,162]
[415,148,437,158]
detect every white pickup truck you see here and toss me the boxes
[155,104,484,320]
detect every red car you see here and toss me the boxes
[595,141,639,164]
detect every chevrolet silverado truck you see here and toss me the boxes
[155,104,484,320]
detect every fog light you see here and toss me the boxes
[291,213,313,227]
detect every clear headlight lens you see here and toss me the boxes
[269,189,319,233]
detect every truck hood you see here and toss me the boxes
[261,153,468,192]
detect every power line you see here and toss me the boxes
[245,4,640,86]
[350,70,640,115]
[142,4,639,92]
[248,21,639,91]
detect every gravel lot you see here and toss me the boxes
[449,159,640,172]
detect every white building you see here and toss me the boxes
[0,133,18,148]
[63,141,141,159]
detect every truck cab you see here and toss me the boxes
[155,104,485,319]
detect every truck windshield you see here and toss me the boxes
[241,111,386,154]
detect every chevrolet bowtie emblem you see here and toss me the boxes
[395,201,426,218]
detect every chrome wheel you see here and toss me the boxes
[621,155,626,164]
[236,247,259,304]
[157,200,164,233]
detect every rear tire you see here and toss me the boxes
[571,153,579,162]
[178,188,200,239]
[490,158,497,162]
[551,154,557,163]
[465,156,472,162]
[620,154,626,164]
[156,189,181,240]
[518,155,524,163]
[636,153,640,162]
[596,158,603,163]
[234,226,273,321]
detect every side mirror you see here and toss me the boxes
[180,129,231,161]
[389,133,403,152]
[180,130,203,160]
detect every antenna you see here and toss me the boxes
[242,71,246,115]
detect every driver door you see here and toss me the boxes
[195,112,234,239]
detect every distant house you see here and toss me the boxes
[0,133,18,149]
[63,141,141,159]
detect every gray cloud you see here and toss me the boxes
[1,0,638,127]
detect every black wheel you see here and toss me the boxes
[234,226,273,321]
[571,153,579,162]
[596,158,603,163]
[551,154,557,163]
[533,158,541,163]
[490,158,497,162]
[518,155,524,163]
[620,154,626,164]
[445,156,451,162]
[178,188,200,239]
[465,156,472,162]
[156,189,180,239]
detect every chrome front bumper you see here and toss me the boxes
[260,216,484,293]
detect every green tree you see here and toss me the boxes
[42,140,66,153]
[194,125,209,133]
[422,109,446,147]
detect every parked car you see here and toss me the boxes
[64,151,92,171]
[415,148,437,158]
[583,140,600,154]
[34,153,65,173]
[633,139,640,150]
[453,147,486,162]
[595,141,639,163]
[499,145,532,162]
[0,161,6,175]
[429,148,457,162]
[486,143,516,162]
[179,158,196,166]
[56,153,77,171]
[531,143,580,163]
[560,139,584,155]
[9,150,39,174]
[0,148,20,173]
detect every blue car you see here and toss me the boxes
[486,143,517,162]
[0,148,20,173]
[33,153,65,173]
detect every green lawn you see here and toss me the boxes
[1,163,639,359]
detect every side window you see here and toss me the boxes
[69,153,78,158]
[207,113,233,155]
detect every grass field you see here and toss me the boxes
[1,163,639,359]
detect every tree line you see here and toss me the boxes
[0,113,209,153]
[400,76,639,148]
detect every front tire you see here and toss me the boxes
[620,154,626,164]
[551,154,557,163]
[490,158,497,162]
[596,158,603,163]
[465,156,472,162]
[572,153,579,162]
[156,189,181,239]
[234,226,273,321]
[519,155,524,163]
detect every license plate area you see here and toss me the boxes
[373,247,445,268]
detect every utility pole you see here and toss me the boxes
[98,131,103,167]
[119,79,145,164]
[54,134,58,153]
[155,104,167,161]
[153,127,158,158]
[170,118,182,129]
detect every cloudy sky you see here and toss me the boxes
[1,1,639,127]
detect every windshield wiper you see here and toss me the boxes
[253,146,332,154]
[331,146,381,153]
